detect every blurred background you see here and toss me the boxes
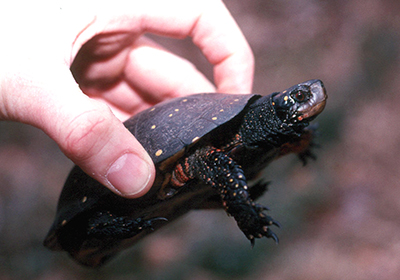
[2,0,400,279]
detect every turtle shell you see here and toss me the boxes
[44,93,260,254]
[124,93,259,162]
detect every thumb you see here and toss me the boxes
[56,99,156,198]
[2,69,155,198]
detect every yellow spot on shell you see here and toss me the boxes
[168,113,173,117]
[283,90,287,93]
[272,102,275,106]
[284,96,289,101]
[220,109,224,112]
[175,109,179,112]
[82,196,87,203]
[150,108,155,112]
[212,117,217,121]
[234,99,239,102]
[151,125,156,129]
[155,149,163,157]
[192,136,200,143]
[182,99,188,102]
[61,220,67,226]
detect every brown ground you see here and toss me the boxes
[1,0,400,279]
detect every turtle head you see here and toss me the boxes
[240,79,327,145]
[271,79,327,127]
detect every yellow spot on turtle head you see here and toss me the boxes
[82,196,87,203]
[272,102,275,106]
[284,96,289,101]
[151,125,156,129]
[61,220,67,226]
[155,149,163,157]
[283,90,287,94]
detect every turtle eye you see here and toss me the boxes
[293,91,307,102]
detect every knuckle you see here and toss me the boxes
[62,109,112,162]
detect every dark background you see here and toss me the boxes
[2,0,400,279]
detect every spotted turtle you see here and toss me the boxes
[44,79,327,267]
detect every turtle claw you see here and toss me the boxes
[247,226,279,247]
[150,217,168,223]
[270,219,281,228]
[145,217,168,231]
[266,228,279,244]
[250,237,255,248]
[254,203,270,212]
[261,205,271,211]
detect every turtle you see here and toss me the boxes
[44,79,327,267]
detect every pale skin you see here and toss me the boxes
[0,0,254,198]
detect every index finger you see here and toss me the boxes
[72,0,254,93]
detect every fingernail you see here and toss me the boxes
[106,153,152,197]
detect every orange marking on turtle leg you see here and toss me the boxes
[171,159,191,187]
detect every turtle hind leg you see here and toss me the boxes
[87,211,167,239]
[297,125,319,165]
[185,148,280,245]
[248,181,270,201]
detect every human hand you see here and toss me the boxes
[0,0,254,197]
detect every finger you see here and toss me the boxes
[2,66,155,198]
[123,37,217,101]
[189,1,255,93]
[73,0,254,93]
[79,36,216,119]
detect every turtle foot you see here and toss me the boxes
[229,202,280,246]
[87,211,167,239]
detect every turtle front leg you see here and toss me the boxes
[87,211,167,239]
[182,148,280,246]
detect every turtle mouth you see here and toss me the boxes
[296,81,327,121]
